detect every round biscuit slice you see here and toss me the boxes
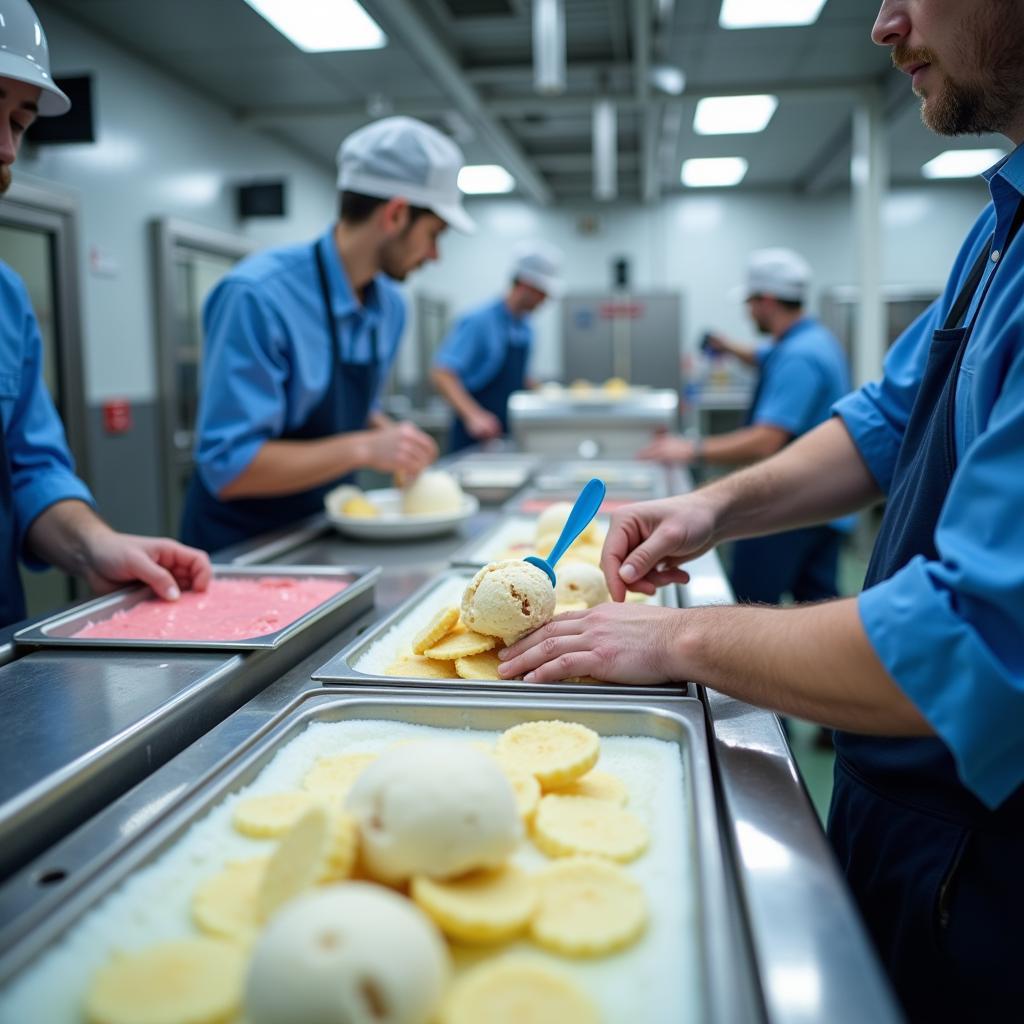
[412,606,461,655]
[495,720,600,789]
[532,794,648,863]
[232,791,318,838]
[192,857,267,944]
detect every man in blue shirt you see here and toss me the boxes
[0,0,209,629]
[432,242,563,452]
[181,117,475,553]
[499,2,1024,1017]
[640,249,853,604]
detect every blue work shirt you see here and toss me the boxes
[834,144,1024,809]
[753,317,854,532]
[0,261,92,568]
[193,225,405,496]
[433,297,532,393]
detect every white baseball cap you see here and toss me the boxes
[336,116,475,234]
[740,248,811,302]
[511,240,564,297]
[0,0,70,116]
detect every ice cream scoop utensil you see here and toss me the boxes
[525,478,606,586]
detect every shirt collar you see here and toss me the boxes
[776,316,811,344]
[983,142,1024,198]
[316,224,382,321]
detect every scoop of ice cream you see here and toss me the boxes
[345,743,522,883]
[342,495,379,518]
[246,882,449,1024]
[324,484,362,517]
[554,562,610,607]
[462,559,556,645]
[401,471,464,516]
[535,502,600,548]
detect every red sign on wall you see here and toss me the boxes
[102,399,133,435]
[598,302,645,319]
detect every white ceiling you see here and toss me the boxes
[39,0,1007,202]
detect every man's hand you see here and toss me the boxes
[362,421,438,478]
[81,529,212,599]
[601,495,719,601]
[498,603,681,685]
[464,408,503,441]
[636,435,699,464]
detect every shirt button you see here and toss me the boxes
[991,250,1001,262]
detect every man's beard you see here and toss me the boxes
[0,166,11,195]
[894,4,1024,136]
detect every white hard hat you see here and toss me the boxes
[336,116,475,234]
[739,248,811,303]
[0,0,70,116]
[511,240,564,298]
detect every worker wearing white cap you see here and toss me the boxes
[432,241,563,452]
[181,116,475,553]
[639,247,852,605]
[0,0,211,629]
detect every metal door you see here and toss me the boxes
[0,181,86,616]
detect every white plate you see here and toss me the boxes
[325,488,479,540]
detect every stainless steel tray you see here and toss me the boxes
[314,567,686,697]
[531,459,668,494]
[503,487,662,515]
[0,689,750,1023]
[14,564,379,651]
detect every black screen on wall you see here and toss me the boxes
[26,74,95,144]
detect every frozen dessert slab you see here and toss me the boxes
[14,565,378,651]
[0,692,727,1024]
[315,569,685,696]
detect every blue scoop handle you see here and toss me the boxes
[524,477,607,586]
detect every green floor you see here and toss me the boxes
[786,540,871,825]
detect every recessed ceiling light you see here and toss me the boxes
[650,65,687,96]
[242,0,386,53]
[694,95,778,134]
[458,165,515,194]
[719,0,828,29]
[921,148,1006,179]
[681,157,749,187]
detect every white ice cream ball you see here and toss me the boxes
[401,470,464,515]
[536,501,574,538]
[555,562,610,607]
[461,559,556,645]
[345,742,522,884]
[324,484,362,517]
[246,882,450,1024]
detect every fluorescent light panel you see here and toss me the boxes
[533,0,566,94]
[242,0,386,52]
[681,157,748,187]
[720,0,828,29]
[458,165,515,194]
[694,94,778,134]
[921,149,1006,179]
[593,99,618,200]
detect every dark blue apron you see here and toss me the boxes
[829,199,1024,1023]
[448,339,528,453]
[180,243,380,554]
[0,410,26,628]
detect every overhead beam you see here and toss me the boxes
[357,0,553,204]
[633,0,658,202]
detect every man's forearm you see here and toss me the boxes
[25,499,110,575]
[679,598,929,735]
[701,424,788,465]
[219,434,371,499]
[707,417,881,541]
[432,368,480,422]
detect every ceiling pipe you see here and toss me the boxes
[533,0,566,95]
[593,98,618,200]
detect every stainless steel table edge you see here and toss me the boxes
[0,688,751,1023]
[313,567,688,698]
[13,564,379,651]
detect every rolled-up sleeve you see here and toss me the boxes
[753,353,825,436]
[5,283,93,566]
[193,282,290,495]
[858,337,1024,808]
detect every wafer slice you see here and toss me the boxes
[257,803,331,920]
[424,628,498,660]
[85,938,245,1024]
[385,654,458,680]
[412,606,461,655]
[192,857,267,944]
[532,794,648,862]
[321,810,358,882]
[440,957,599,1024]
[495,720,600,789]
[552,769,628,806]
[232,791,319,838]
[531,856,647,956]
[302,752,376,801]
[454,650,504,681]
[501,764,542,823]
[411,864,536,945]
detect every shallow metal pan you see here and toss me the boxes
[314,567,686,697]
[14,564,379,651]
